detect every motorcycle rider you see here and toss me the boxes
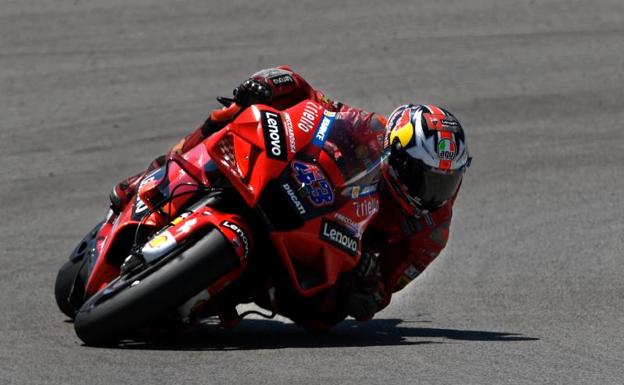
[109,66,470,328]
[258,101,470,330]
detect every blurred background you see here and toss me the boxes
[1,1,623,384]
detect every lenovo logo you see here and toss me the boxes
[320,219,358,257]
[261,111,287,160]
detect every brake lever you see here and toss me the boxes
[217,96,235,107]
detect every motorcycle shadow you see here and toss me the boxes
[115,318,539,351]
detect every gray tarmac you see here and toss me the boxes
[1,0,623,384]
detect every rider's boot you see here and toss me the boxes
[109,155,166,213]
[109,173,142,213]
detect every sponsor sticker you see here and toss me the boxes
[142,230,177,262]
[171,212,190,226]
[270,74,294,86]
[298,101,322,132]
[312,111,336,148]
[343,184,377,199]
[282,182,306,215]
[176,218,197,235]
[333,212,360,236]
[395,275,411,290]
[292,161,334,207]
[441,118,459,127]
[282,112,297,154]
[148,234,170,248]
[425,114,462,133]
[424,113,445,131]
[404,264,420,279]
[222,220,250,258]
[319,219,358,257]
[353,197,380,218]
[261,110,287,161]
[437,138,456,160]
[395,265,421,290]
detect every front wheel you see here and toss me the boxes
[74,228,240,346]
[55,221,103,319]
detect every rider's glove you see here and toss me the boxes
[346,249,386,321]
[233,78,273,107]
[353,249,380,283]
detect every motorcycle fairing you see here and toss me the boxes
[85,195,251,296]
[86,98,383,300]
[269,189,380,296]
[85,143,220,296]
[207,100,383,296]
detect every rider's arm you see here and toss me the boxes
[171,66,336,154]
[345,196,456,320]
[169,104,241,154]
[379,200,455,304]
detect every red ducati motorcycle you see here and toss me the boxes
[54,99,384,345]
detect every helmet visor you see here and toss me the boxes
[395,156,464,210]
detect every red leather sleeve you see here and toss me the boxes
[250,65,338,110]
[368,196,455,313]
[173,66,337,154]
[387,213,452,295]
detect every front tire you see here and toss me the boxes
[74,228,240,346]
[55,222,102,319]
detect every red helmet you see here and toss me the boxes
[382,104,470,215]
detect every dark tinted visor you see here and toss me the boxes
[394,153,464,210]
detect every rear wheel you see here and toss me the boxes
[73,228,240,346]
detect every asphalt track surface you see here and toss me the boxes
[1,1,623,384]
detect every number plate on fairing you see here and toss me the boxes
[291,160,334,207]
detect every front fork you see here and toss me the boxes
[140,205,253,327]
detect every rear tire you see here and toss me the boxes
[73,228,240,346]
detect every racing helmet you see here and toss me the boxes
[382,104,470,214]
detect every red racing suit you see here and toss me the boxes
[171,66,340,154]
[172,66,456,327]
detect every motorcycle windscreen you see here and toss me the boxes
[320,110,385,188]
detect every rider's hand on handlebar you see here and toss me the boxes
[233,78,273,107]
[353,249,381,284]
[345,249,386,320]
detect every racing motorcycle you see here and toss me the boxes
[54,98,384,346]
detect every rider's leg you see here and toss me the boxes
[109,155,166,213]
